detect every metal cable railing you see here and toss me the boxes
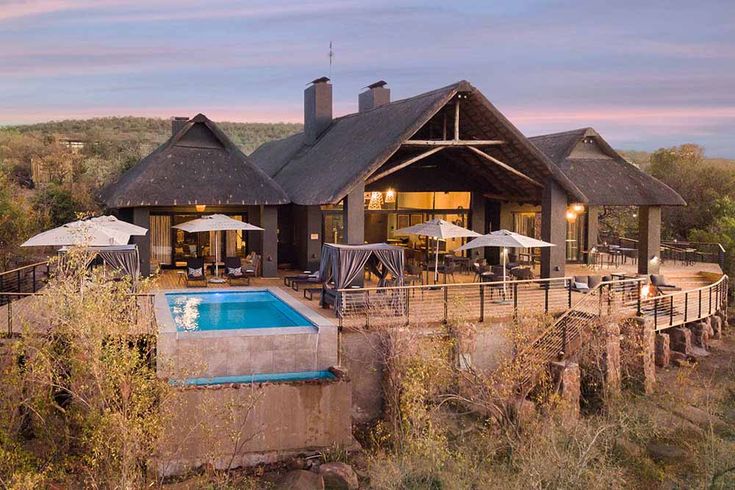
[0,291,157,337]
[338,277,574,328]
[0,262,52,306]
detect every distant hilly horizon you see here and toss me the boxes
[2,116,733,164]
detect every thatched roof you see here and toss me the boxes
[102,114,289,208]
[251,81,586,205]
[529,128,686,207]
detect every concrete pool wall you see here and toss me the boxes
[156,368,354,476]
[155,287,338,379]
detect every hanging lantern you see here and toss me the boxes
[368,191,383,210]
[384,189,396,203]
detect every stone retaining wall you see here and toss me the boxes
[156,369,354,477]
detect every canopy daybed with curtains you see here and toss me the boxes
[59,244,142,290]
[318,243,405,316]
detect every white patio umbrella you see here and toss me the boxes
[394,218,480,283]
[172,214,263,278]
[21,215,147,248]
[458,229,555,296]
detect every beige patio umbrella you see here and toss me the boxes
[394,218,480,283]
[21,215,147,247]
[173,214,263,278]
[458,229,555,297]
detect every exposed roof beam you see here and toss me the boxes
[403,140,505,146]
[483,192,540,203]
[466,146,543,188]
[366,146,446,185]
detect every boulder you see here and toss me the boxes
[319,462,359,490]
[646,443,688,464]
[549,361,581,420]
[278,470,325,490]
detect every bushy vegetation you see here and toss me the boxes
[0,248,169,488]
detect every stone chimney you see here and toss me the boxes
[304,77,333,144]
[171,116,189,136]
[359,80,390,112]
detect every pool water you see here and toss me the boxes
[174,370,336,386]
[166,290,314,331]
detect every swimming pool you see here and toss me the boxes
[165,290,315,331]
[174,369,336,386]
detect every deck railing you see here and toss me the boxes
[600,234,726,269]
[0,291,157,337]
[338,277,574,328]
[637,274,729,331]
[0,262,51,306]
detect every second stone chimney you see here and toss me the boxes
[304,77,333,144]
[359,80,390,112]
[171,116,189,136]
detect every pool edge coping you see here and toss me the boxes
[155,286,337,338]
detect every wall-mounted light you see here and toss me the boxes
[385,189,396,203]
[565,210,577,222]
[571,203,585,214]
[195,204,206,212]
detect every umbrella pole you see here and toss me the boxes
[434,238,440,284]
[215,231,220,277]
[502,247,507,299]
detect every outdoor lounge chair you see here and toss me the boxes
[650,274,682,294]
[185,258,207,287]
[224,257,249,285]
[290,272,321,291]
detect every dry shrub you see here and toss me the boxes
[0,247,170,488]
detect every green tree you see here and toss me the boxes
[0,171,32,269]
[32,184,82,228]
[649,144,735,239]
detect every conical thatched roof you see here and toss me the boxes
[102,114,289,208]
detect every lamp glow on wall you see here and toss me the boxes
[195,204,206,213]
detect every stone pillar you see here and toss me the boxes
[541,179,567,278]
[343,183,365,245]
[585,206,599,265]
[602,322,621,396]
[655,333,670,368]
[637,206,662,275]
[470,192,487,261]
[549,361,580,419]
[669,326,692,355]
[620,317,655,394]
[132,207,151,276]
[688,321,709,350]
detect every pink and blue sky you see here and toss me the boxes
[2,0,734,156]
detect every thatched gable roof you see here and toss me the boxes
[251,81,586,205]
[102,114,289,208]
[529,128,686,207]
